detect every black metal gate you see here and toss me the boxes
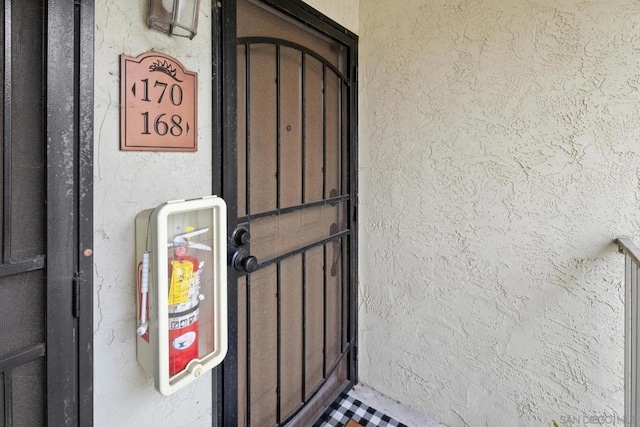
[0,1,93,425]
[217,0,358,425]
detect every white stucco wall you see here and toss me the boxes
[93,1,214,425]
[359,0,638,425]
[302,0,358,34]
[93,1,355,426]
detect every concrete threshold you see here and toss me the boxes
[347,384,446,427]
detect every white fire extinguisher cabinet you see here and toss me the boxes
[135,196,227,396]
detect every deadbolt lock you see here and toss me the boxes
[232,226,251,246]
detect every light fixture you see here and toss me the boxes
[147,0,200,39]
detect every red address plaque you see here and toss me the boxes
[120,52,198,152]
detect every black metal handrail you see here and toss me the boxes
[616,237,640,427]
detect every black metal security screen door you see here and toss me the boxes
[0,0,93,426]
[219,0,358,425]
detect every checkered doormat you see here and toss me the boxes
[313,392,409,427]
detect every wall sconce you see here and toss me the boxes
[147,0,200,39]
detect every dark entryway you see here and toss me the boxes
[216,0,358,425]
[0,0,93,426]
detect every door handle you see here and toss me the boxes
[232,249,258,273]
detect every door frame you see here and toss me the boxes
[45,0,94,425]
[214,0,358,424]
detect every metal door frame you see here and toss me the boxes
[214,0,358,424]
[0,0,95,425]
[46,0,94,425]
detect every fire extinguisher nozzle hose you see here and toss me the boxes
[136,322,149,336]
[138,252,151,336]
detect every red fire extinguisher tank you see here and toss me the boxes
[167,251,201,377]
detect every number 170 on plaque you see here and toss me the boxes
[121,52,198,152]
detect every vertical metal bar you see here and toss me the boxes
[338,80,343,196]
[74,0,81,274]
[276,44,281,210]
[338,81,346,362]
[0,372,3,426]
[220,0,239,423]
[76,1,95,424]
[3,0,11,264]
[624,254,632,423]
[322,244,327,377]
[4,369,12,427]
[633,259,638,426]
[634,260,636,427]
[245,43,251,216]
[246,273,252,427]
[301,52,306,205]
[322,64,327,200]
[276,262,282,424]
[211,0,223,201]
[301,251,307,401]
[348,37,359,384]
[631,261,640,425]
[340,237,345,353]
[47,1,79,424]
[1,10,8,427]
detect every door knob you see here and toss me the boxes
[232,249,258,273]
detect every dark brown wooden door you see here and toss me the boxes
[220,1,358,425]
[0,1,93,425]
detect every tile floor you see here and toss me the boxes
[313,391,408,427]
[314,384,445,427]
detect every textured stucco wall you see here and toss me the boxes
[302,0,358,34]
[359,0,638,425]
[93,1,214,425]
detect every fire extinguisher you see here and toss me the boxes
[166,227,210,376]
